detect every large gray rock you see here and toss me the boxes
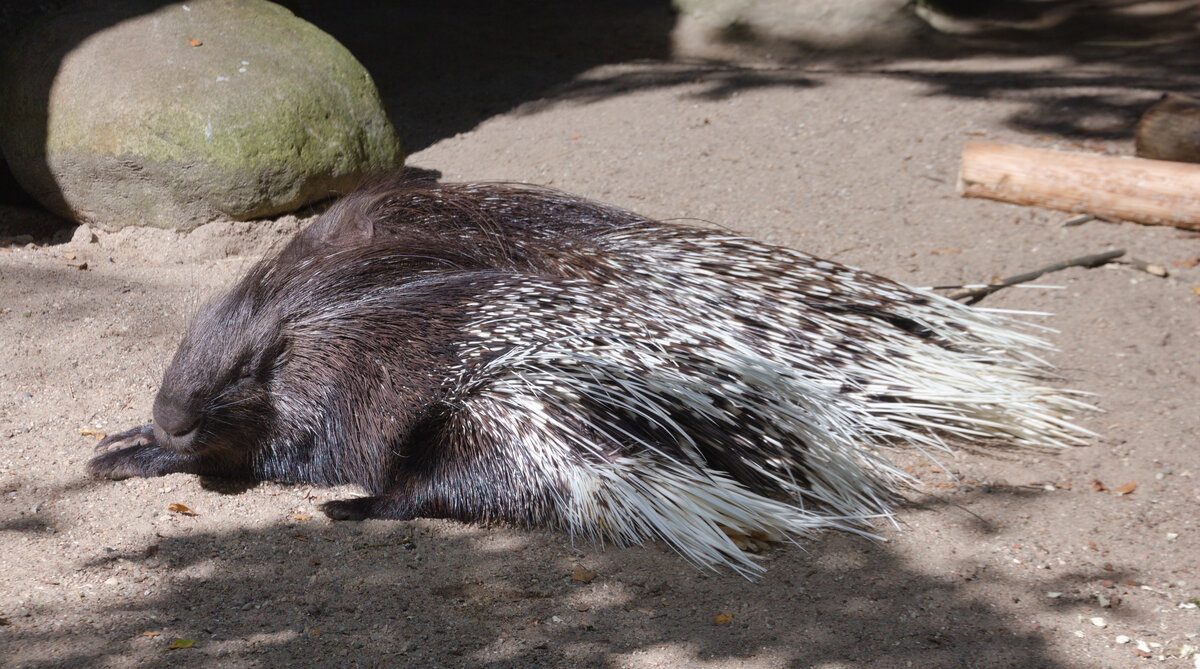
[0,0,403,230]
[674,0,927,52]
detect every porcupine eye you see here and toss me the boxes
[250,337,287,383]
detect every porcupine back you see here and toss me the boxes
[275,178,1090,574]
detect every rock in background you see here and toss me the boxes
[673,0,930,54]
[0,0,403,231]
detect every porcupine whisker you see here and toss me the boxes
[207,394,261,412]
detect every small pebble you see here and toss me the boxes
[71,225,98,244]
[1115,635,1130,644]
[1090,617,1107,628]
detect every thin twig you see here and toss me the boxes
[1113,257,1169,277]
[945,249,1126,304]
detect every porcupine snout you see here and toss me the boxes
[152,393,200,452]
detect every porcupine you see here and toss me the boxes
[89,175,1090,575]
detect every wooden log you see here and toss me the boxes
[1136,93,1200,163]
[958,140,1200,230]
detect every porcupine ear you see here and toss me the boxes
[309,205,375,247]
[277,195,377,264]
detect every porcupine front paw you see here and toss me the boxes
[321,497,379,521]
[87,424,205,479]
[88,425,157,479]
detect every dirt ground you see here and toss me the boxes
[3,4,1200,668]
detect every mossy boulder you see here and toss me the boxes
[0,0,403,230]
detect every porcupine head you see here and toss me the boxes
[147,274,287,470]
[131,202,432,491]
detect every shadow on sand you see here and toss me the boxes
[2,482,1112,667]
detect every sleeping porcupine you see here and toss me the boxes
[90,176,1090,575]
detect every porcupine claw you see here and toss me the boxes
[93,424,155,452]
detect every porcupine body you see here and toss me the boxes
[90,176,1090,575]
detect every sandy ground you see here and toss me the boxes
[4,7,1200,668]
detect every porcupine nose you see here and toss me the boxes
[152,394,199,438]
